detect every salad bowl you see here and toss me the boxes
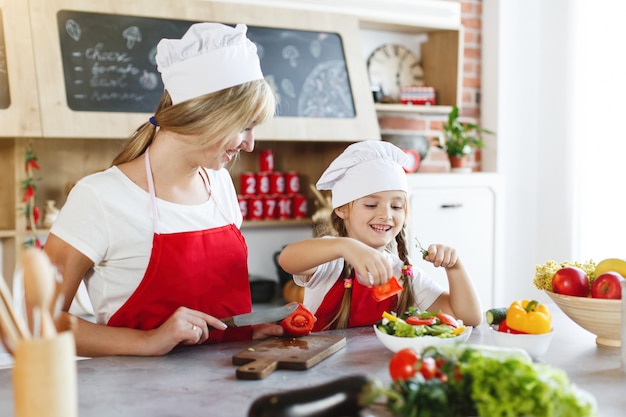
[374,324,472,353]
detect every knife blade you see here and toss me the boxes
[220,303,298,328]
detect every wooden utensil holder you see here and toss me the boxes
[12,331,77,417]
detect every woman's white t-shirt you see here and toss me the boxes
[293,237,445,314]
[50,166,242,324]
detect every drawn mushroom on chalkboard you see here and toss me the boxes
[65,19,81,42]
[122,26,142,50]
[282,45,299,68]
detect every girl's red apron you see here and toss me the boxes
[312,273,397,331]
[108,148,252,343]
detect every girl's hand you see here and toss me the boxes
[424,244,459,269]
[342,239,393,287]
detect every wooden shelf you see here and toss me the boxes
[375,103,452,115]
[242,219,311,229]
[0,230,16,238]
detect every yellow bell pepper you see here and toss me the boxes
[505,300,551,334]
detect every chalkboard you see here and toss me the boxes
[56,10,355,117]
[0,8,10,110]
[247,26,355,118]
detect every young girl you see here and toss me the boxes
[278,141,482,331]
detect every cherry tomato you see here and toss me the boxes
[497,319,527,334]
[280,304,316,337]
[435,312,459,328]
[406,316,437,326]
[389,348,420,381]
[418,356,437,380]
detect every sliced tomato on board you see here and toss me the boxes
[372,276,403,301]
[280,303,316,337]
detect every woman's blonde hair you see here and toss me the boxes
[322,197,416,330]
[111,79,276,166]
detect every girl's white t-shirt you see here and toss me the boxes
[50,166,242,324]
[293,237,445,314]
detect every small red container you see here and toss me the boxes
[263,195,278,220]
[259,149,275,172]
[256,172,270,195]
[240,172,256,196]
[277,195,292,219]
[285,171,300,194]
[292,194,308,219]
[269,172,285,195]
[248,196,264,220]
[237,195,249,220]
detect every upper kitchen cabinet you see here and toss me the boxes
[0,0,42,137]
[27,0,379,141]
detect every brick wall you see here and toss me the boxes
[379,0,484,172]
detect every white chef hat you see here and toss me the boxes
[317,141,410,209]
[156,23,264,105]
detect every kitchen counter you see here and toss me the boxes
[0,307,624,417]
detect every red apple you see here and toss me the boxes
[552,267,590,297]
[591,272,623,299]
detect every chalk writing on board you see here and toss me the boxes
[56,10,355,118]
[0,8,11,110]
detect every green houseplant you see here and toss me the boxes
[442,106,493,169]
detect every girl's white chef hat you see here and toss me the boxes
[156,23,264,105]
[317,140,409,209]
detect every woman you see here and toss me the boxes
[44,23,282,357]
[278,141,482,331]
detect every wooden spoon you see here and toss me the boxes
[21,248,57,338]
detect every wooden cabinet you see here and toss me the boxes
[406,173,503,308]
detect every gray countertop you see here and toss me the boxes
[0,306,624,417]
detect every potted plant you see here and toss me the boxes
[442,106,493,171]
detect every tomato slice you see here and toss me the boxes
[406,316,437,326]
[372,276,403,301]
[280,303,316,337]
[435,312,459,328]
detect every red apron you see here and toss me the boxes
[107,148,252,343]
[312,273,397,331]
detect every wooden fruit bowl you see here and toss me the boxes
[545,290,621,347]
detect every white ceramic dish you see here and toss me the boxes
[489,327,553,357]
[373,324,472,353]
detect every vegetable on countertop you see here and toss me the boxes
[505,299,551,334]
[361,344,598,417]
[485,307,507,325]
[247,374,370,417]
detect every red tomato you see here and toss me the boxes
[551,267,590,297]
[418,356,437,380]
[406,316,437,326]
[389,348,420,381]
[497,319,527,334]
[280,304,316,337]
[435,312,459,328]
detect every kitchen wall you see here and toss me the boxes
[483,0,626,305]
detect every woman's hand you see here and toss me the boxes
[146,306,227,355]
[251,323,284,340]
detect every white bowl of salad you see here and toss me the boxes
[374,310,472,353]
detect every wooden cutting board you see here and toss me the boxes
[232,335,346,380]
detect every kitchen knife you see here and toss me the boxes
[220,303,298,328]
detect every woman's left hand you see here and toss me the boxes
[251,323,284,340]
